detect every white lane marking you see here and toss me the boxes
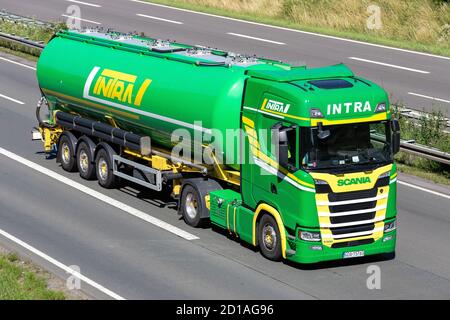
[348,57,430,74]
[0,227,124,300]
[0,56,36,70]
[0,147,199,241]
[136,13,183,24]
[227,32,285,45]
[408,92,450,104]
[398,181,450,200]
[61,14,101,25]
[67,0,101,7]
[130,0,450,61]
[0,93,25,105]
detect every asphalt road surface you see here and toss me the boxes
[0,1,450,300]
[0,51,450,299]
[0,0,449,114]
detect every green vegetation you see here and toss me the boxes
[396,162,450,185]
[0,251,66,300]
[0,17,64,57]
[148,0,450,57]
[392,106,450,184]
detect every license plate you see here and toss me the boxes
[343,250,365,259]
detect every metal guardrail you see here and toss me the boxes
[0,27,449,165]
[400,140,450,165]
[0,31,45,50]
[371,134,450,165]
[398,107,450,131]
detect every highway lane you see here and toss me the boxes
[0,0,449,113]
[1,52,450,299]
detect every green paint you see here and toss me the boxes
[37,29,397,264]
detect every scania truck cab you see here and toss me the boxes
[234,66,400,263]
[34,30,400,264]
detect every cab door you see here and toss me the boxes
[250,113,298,213]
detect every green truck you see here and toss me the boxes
[33,29,400,264]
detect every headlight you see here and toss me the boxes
[314,179,328,185]
[299,230,321,242]
[375,102,387,113]
[384,220,397,233]
[310,108,324,118]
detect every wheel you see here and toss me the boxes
[58,133,77,172]
[95,147,118,189]
[258,214,282,261]
[179,179,222,228]
[180,184,204,227]
[76,141,96,180]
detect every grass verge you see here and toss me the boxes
[0,17,64,57]
[0,250,66,299]
[396,162,450,185]
[146,0,450,57]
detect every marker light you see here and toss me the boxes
[299,230,321,242]
[310,108,324,118]
[374,102,387,113]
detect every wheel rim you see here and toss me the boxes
[98,158,108,181]
[262,223,277,251]
[185,192,199,219]
[79,150,89,173]
[61,142,70,164]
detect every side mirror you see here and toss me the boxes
[317,122,330,140]
[391,119,400,155]
[272,123,291,168]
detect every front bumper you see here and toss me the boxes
[286,229,396,264]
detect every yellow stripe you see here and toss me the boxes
[261,98,268,109]
[244,126,257,138]
[242,116,255,128]
[134,79,152,106]
[311,113,387,126]
[101,69,137,82]
[42,88,139,120]
[254,150,315,189]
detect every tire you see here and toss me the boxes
[180,184,204,227]
[58,133,77,172]
[258,214,282,261]
[382,251,396,261]
[95,147,118,189]
[76,141,96,180]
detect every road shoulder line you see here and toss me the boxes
[0,147,199,241]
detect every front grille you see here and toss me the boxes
[315,174,389,246]
[330,212,376,224]
[330,223,374,235]
[328,188,377,202]
[329,200,376,213]
[331,238,374,248]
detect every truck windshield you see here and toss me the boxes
[300,121,392,170]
